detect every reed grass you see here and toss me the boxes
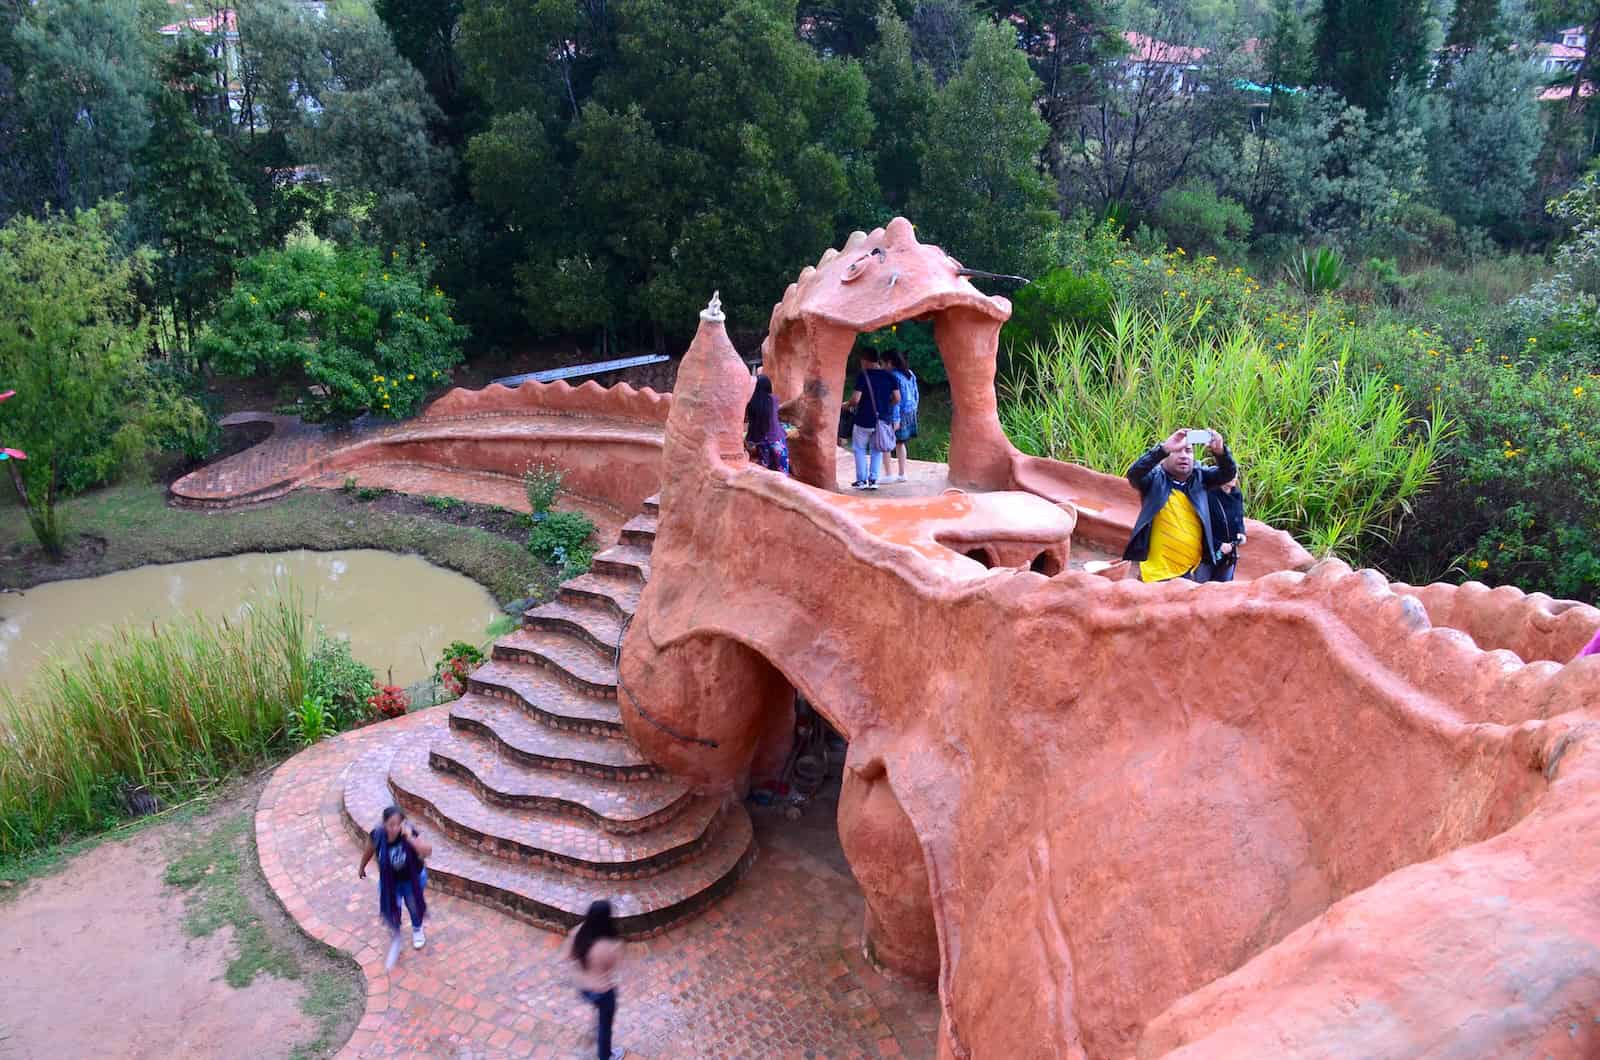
[1000,303,1448,557]
[0,588,309,859]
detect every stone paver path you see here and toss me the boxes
[257,715,940,1060]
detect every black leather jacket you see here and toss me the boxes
[1121,444,1238,569]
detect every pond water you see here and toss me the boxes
[0,550,503,693]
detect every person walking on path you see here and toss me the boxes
[563,900,626,1060]
[357,805,432,971]
[882,350,920,484]
[1123,428,1237,583]
[1206,475,1247,582]
[843,351,900,490]
[744,373,790,474]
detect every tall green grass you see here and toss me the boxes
[0,589,309,859]
[1000,304,1448,557]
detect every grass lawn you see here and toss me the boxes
[0,480,555,603]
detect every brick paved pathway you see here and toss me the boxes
[256,715,940,1060]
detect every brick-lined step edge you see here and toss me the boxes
[558,571,643,620]
[449,692,652,775]
[462,666,628,740]
[386,740,721,878]
[620,512,658,548]
[491,628,620,699]
[342,740,756,938]
[429,730,693,836]
[591,541,652,583]
[522,597,625,657]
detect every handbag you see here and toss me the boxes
[864,371,896,453]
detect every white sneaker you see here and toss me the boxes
[412,927,426,950]
[385,932,403,971]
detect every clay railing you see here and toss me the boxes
[422,378,672,424]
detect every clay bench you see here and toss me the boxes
[817,487,1076,578]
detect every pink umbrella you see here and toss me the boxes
[0,389,24,460]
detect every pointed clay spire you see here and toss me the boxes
[701,290,724,322]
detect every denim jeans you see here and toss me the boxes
[850,425,882,483]
[580,988,616,1059]
[392,873,425,930]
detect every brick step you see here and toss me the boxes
[387,740,722,878]
[591,541,652,583]
[642,494,660,515]
[466,661,624,737]
[491,628,617,699]
[429,728,691,835]
[556,572,641,623]
[522,597,624,657]
[450,693,652,778]
[620,513,658,548]
[342,740,755,938]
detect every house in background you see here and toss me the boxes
[1537,25,1587,77]
[1119,31,1210,93]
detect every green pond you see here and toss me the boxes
[0,550,502,693]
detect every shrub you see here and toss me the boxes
[306,636,376,730]
[523,463,563,515]
[1152,184,1252,260]
[0,591,308,859]
[1284,247,1349,296]
[1005,268,1115,351]
[366,683,409,720]
[288,693,337,747]
[529,510,596,575]
[434,640,485,699]
[1000,304,1445,557]
[1357,317,1600,598]
[197,239,466,424]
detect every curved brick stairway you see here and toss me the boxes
[341,497,756,937]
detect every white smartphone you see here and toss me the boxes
[1184,428,1213,447]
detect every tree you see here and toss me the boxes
[197,240,467,423]
[863,7,937,211]
[1428,48,1543,229]
[136,37,260,356]
[909,0,978,85]
[0,205,207,559]
[982,0,1125,207]
[468,0,878,343]
[1249,87,1430,237]
[1062,5,1251,212]
[1,0,153,222]
[797,0,910,57]
[912,19,1056,276]
[373,0,474,140]
[1444,0,1505,47]
[1314,0,1436,114]
[235,0,455,249]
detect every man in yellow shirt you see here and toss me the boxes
[1121,428,1237,583]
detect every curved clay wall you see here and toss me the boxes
[619,307,1600,1060]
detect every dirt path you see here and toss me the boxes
[0,780,361,1060]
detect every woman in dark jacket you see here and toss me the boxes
[1206,476,1247,582]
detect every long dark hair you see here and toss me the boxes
[572,899,617,968]
[746,374,774,424]
[883,349,909,374]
